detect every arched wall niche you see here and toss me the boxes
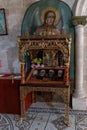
[21,0,75,81]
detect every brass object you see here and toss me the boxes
[21,63,25,83]
[11,74,14,84]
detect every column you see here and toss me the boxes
[72,16,87,110]
[74,24,86,98]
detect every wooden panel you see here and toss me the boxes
[0,78,32,114]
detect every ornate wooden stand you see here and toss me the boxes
[17,34,71,126]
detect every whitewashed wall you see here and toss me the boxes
[0,0,35,73]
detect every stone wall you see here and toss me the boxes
[0,0,34,73]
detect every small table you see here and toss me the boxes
[20,67,70,126]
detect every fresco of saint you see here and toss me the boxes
[34,8,60,36]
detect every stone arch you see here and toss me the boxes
[72,0,87,15]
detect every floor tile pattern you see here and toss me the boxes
[0,102,87,130]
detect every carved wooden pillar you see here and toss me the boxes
[21,62,25,84]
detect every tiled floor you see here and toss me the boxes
[0,102,87,130]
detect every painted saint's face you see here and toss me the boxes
[46,12,55,26]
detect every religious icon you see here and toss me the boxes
[0,8,7,35]
[34,7,60,36]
